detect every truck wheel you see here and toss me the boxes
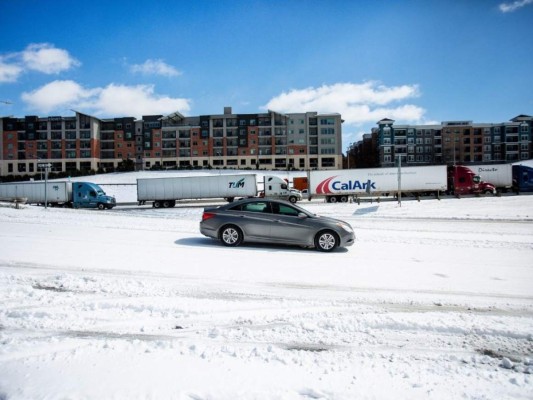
[162,200,171,208]
[97,203,105,210]
[153,201,161,208]
[288,196,297,204]
[329,196,337,203]
[484,189,494,196]
[340,196,348,203]
[220,225,243,247]
[314,230,338,252]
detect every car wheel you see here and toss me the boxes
[315,230,338,252]
[220,225,243,247]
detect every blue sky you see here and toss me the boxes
[1,0,532,149]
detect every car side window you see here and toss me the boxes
[274,203,300,217]
[242,202,269,213]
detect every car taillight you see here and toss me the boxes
[202,212,216,221]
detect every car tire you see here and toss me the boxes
[314,230,338,252]
[220,225,243,247]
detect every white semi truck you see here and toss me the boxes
[307,166,448,202]
[0,181,116,209]
[137,174,301,208]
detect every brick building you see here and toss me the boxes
[350,115,532,168]
[0,108,344,177]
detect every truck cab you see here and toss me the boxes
[72,182,116,209]
[448,165,496,196]
[512,165,533,193]
[263,176,302,203]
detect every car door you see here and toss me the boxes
[268,202,314,245]
[235,201,274,241]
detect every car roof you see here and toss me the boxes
[229,197,294,207]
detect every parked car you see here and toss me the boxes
[200,198,355,252]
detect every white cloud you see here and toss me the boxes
[21,43,80,74]
[21,81,91,113]
[21,80,191,118]
[130,59,181,77]
[499,0,533,12]
[263,82,425,125]
[83,83,190,117]
[0,60,23,83]
[0,43,80,83]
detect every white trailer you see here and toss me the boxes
[308,166,447,202]
[467,164,512,192]
[0,181,70,204]
[137,174,258,208]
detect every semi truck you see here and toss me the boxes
[447,165,497,196]
[137,174,302,208]
[467,164,513,192]
[305,165,496,202]
[512,164,533,193]
[0,181,116,209]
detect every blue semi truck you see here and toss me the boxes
[513,164,533,193]
[0,181,116,209]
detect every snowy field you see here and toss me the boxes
[1,171,533,399]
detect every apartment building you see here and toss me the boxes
[350,115,532,168]
[0,108,343,177]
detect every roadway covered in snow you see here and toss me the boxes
[0,185,532,399]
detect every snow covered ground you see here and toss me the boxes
[1,172,533,399]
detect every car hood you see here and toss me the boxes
[312,215,349,225]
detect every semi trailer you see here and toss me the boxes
[304,165,496,202]
[307,165,448,202]
[137,174,302,208]
[468,164,513,192]
[0,181,116,209]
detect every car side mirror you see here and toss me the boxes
[297,212,307,219]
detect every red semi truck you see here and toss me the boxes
[447,165,496,196]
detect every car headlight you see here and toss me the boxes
[336,222,353,233]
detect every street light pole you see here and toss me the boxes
[397,154,404,207]
[38,162,52,209]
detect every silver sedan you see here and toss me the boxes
[200,198,355,252]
